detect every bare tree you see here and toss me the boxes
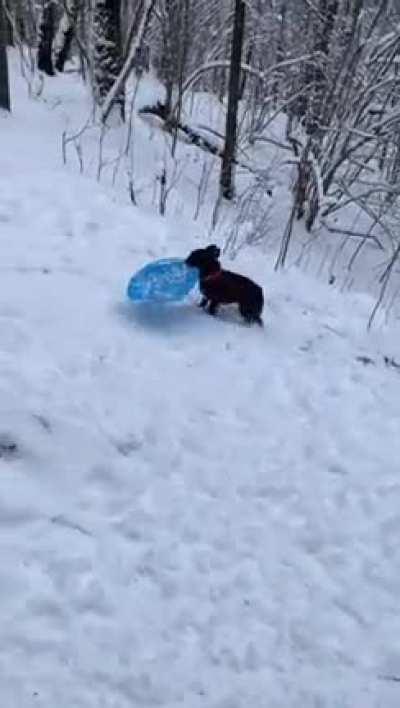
[0,0,11,111]
[220,0,246,199]
[99,0,155,123]
[37,0,56,75]
[92,0,124,119]
[54,0,80,72]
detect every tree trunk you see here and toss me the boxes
[271,1,286,108]
[37,0,56,76]
[2,0,13,45]
[305,0,339,136]
[220,0,246,200]
[99,0,155,124]
[0,0,11,111]
[159,0,178,118]
[92,0,124,119]
[54,0,79,73]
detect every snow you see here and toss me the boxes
[1,53,400,707]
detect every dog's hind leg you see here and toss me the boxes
[243,315,263,327]
[207,300,219,316]
[239,303,263,326]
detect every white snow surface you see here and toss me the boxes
[1,58,400,708]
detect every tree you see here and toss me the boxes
[98,0,155,123]
[54,0,80,73]
[0,0,11,111]
[92,0,124,119]
[37,0,56,75]
[220,0,246,200]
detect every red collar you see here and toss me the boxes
[203,270,222,282]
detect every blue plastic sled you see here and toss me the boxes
[127,257,199,303]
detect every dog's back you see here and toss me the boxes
[186,244,264,326]
[204,270,263,318]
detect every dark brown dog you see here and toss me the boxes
[186,245,264,326]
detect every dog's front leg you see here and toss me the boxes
[198,296,208,309]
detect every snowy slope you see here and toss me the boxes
[1,58,400,708]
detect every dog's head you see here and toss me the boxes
[186,244,221,270]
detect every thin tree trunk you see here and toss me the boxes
[37,0,56,76]
[100,0,155,123]
[93,0,124,119]
[239,43,252,100]
[306,0,338,136]
[161,0,175,117]
[54,0,79,73]
[2,0,12,44]
[272,1,286,108]
[0,0,11,111]
[171,0,190,156]
[220,0,246,200]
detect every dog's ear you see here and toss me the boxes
[205,244,221,259]
[186,250,197,265]
[186,248,203,266]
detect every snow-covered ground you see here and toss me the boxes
[1,56,400,707]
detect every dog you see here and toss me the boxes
[186,244,264,326]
